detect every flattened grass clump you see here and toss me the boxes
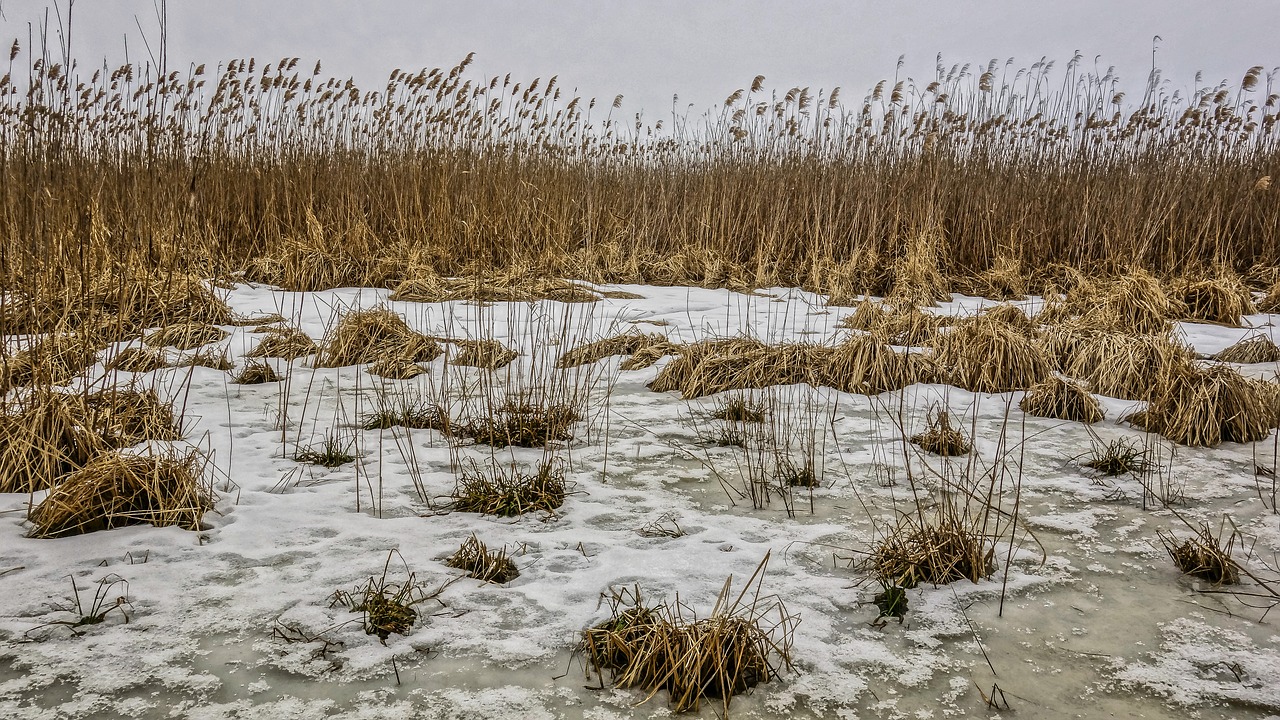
[1173,273,1256,326]
[1158,524,1239,585]
[1082,436,1154,476]
[838,301,948,346]
[27,450,212,538]
[105,346,167,374]
[143,322,228,350]
[649,336,923,399]
[316,307,442,368]
[558,332,668,368]
[451,339,519,369]
[246,326,319,361]
[459,400,581,448]
[452,462,567,516]
[981,303,1035,333]
[360,397,449,431]
[580,559,796,714]
[85,387,183,447]
[0,332,104,392]
[367,356,427,380]
[931,316,1050,393]
[910,408,971,456]
[1019,377,1105,424]
[232,360,282,384]
[1057,330,1193,401]
[864,504,996,588]
[177,349,234,371]
[1077,270,1180,335]
[390,271,600,304]
[1214,334,1280,364]
[444,534,519,584]
[1131,363,1273,446]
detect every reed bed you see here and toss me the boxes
[143,323,228,350]
[1051,329,1193,401]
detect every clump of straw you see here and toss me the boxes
[444,535,519,583]
[1172,272,1256,326]
[910,408,971,456]
[451,339,519,369]
[246,326,319,360]
[105,346,167,374]
[1158,524,1239,585]
[1129,363,1272,446]
[143,322,228,350]
[1214,334,1280,364]
[451,462,567,516]
[558,332,668,368]
[28,450,212,538]
[316,307,442,368]
[233,361,282,384]
[931,316,1050,393]
[1019,377,1104,423]
[863,502,996,588]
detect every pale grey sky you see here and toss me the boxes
[2,1,1278,116]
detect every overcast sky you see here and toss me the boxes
[2,1,1278,116]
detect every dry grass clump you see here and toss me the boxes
[981,303,1035,333]
[958,254,1028,301]
[232,361,282,384]
[558,332,668,368]
[1019,377,1105,424]
[0,389,102,493]
[105,346,167,374]
[838,301,949,346]
[1158,524,1239,585]
[910,408,971,456]
[367,356,428,380]
[177,349,234,371]
[0,387,182,493]
[246,327,319,361]
[451,339,519,369]
[85,387,183,448]
[580,558,796,714]
[884,231,951,307]
[315,307,443,368]
[294,433,360,467]
[390,270,600,304]
[457,400,582,448]
[1214,334,1280,363]
[0,332,104,392]
[444,535,519,584]
[143,323,228,350]
[27,450,212,539]
[863,503,996,588]
[1055,330,1193,400]
[360,396,449,431]
[1080,435,1153,476]
[1076,270,1181,335]
[1259,281,1280,313]
[1172,272,1256,326]
[451,462,567,516]
[648,336,924,399]
[1129,363,1273,446]
[930,316,1050,393]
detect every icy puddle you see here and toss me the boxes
[4,283,1280,718]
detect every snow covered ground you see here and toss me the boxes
[3,282,1280,719]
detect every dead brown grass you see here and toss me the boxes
[910,408,972,456]
[558,332,669,368]
[143,323,228,350]
[105,347,167,374]
[1053,329,1194,401]
[316,307,442,368]
[390,269,600,304]
[0,332,104,392]
[246,327,319,361]
[1214,334,1280,364]
[1172,272,1256,326]
[1128,363,1272,446]
[450,339,519,369]
[1019,377,1104,424]
[1158,524,1239,585]
[444,534,519,583]
[28,450,212,538]
[930,316,1051,393]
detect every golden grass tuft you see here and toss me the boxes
[580,557,795,714]
[457,400,582,448]
[1172,272,1256,326]
[105,346,167,374]
[1019,377,1104,423]
[1076,269,1180,335]
[711,396,766,423]
[27,450,212,538]
[85,386,184,448]
[964,253,1028,301]
[1054,329,1193,400]
[316,307,442,368]
[246,326,319,360]
[0,332,104,392]
[444,534,520,584]
[838,301,949,346]
[1158,524,1239,585]
[558,332,669,368]
[884,231,951,307]
[930,316,1051,393]
[451,462,567,516]
[981,303,1035,333]
[389,269,600,304]
[450,339,519,369]
[1129,363,1273,446]
[1214,334,1280,364]
[863,502,996,588]
[232,361,282,384]
[910,408,971,456]
[367,357,428,380]
[142,322,228,350]
[177,349,234,371]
